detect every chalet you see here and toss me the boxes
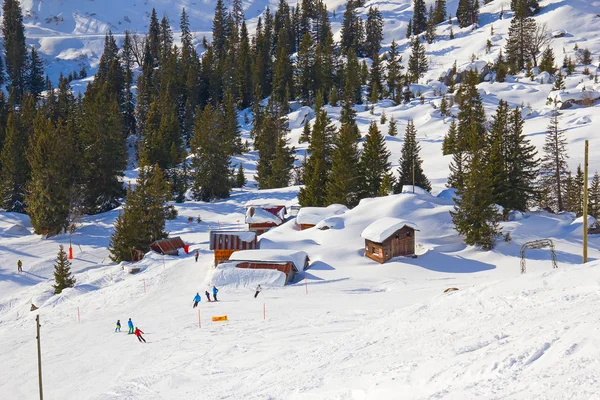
[227,249,310,285]
[360,218,418,264]
[295,204,348,230]
[150,237,188,256]
[209,230,258,265]
[245,205,286,235]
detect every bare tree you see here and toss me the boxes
[130,31,146,67]
[529,22,551,67]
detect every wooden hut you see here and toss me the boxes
[227,249,310,285]
[360,218,418,264]
[150,237,188,256]
[295,204,348,230]
[209,230,258,265]
[245,205,286,235]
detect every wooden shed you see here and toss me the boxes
[245,205,286,235]
[209,230,258,265]
[360,218,418,264]
[150,237,188,256]
[227,249,310,285]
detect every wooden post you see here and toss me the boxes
[143,279,146,294]
[583,140,589,264]
[305,275,308,295]
[263,303,266,320]
[77,307,80,323]
[36,315,43,400]
[198,308,201,329]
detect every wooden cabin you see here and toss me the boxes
[209,230,258,265]
[295,204,348,230]
[227,249,310,285]
[245,205,286,235]
[360,218,418,264]
[150,237,188,256]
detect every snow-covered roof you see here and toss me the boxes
[245,206,284,225]
[229,249,310,271]
[210,230,257,242]
[361,218,419,243]
[296,204,348,226]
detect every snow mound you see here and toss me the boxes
[574,116,591,125]
[296,204,349,226]
[315,216,345,230]
[207,262,286,288]
[229,249,310,272]
[400,185,431,196]
[437,188,457,200]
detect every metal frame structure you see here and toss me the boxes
[520,239,558,274]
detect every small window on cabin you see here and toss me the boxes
[395,233,399,239]
[406,231,412,237]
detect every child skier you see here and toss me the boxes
[254,285,262,298]
[193,292,201,308]
[205,290,211,302]
[134,327,146,343]
[17,260,22,273]
[212,286,219,301]
[115,320,121,332]
[195,251,199,262]
[127,318,134,334]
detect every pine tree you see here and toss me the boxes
[26,116,73,236]
[511,0,540,17]
[223,89,243,154]
[340,0,364,55]
[406,19,413,39]
[2,0,27,100]
[442,118,458,155]
[385,40,403,101]
[412,0,428,35]
[26,47,45,100]
[108,164,170,262]
[456,0,479,28]
[539,47,556,74]
[235,164,246,188]
[298,95,335,206]
[485,100,511,211]
[505,10,536,73]
[450,148,499,250]
[388,117,398,137]
[0,111,28,212]
[361,122,391,197]
[552,72,565,91]
[408,36,428,83]
[368,55,383,102]
[326,120,363,207]
[395,120,431,193]
[52,245,76,294]
[424,5,437,44]
[456,71,486,153]
[295,32,316,104]
[588,172,600,219]
[190,104,232,201]
[447,150,466,190]
[236,21,253,109]
[540,109,569,212]
[433,0,447,24]
[343,48,362,104]
[364,7,384,59]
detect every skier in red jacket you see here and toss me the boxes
[134,327,146,343]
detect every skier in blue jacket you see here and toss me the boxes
[127,318,134,334]
[212,286,219,302]
[193,293,201,308]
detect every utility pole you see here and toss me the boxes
[583,140,589,263]
[36,315,44,400]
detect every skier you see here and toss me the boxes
[193,292,201,308]
[115,320,121,332]
[254,285,262,298]
[212,286,219,301]
[205,290,211,302]
[127,318,134,334]
[194,250,199,262]
[134,327,146,343]
[17,260,22,273]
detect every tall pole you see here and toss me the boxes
[583,140,589,264]
[36,315,43,400]
[412,157,415,193]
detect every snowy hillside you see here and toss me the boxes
[2,0,600,398]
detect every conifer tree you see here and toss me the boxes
[539,47,556,74]
[26,116,73,236]
[361,122,391,197]
[450,148,499,250]
[388,117,398,137]
[235,164,247,188]
[27,47,45,100]
[147,9,161,66]
[456,71,486,153]
[0,111,28,212]
[368,55,383,102]
[412,0,428,35]
[298,95,335,206]
[190,104,232,201]
[485,100,511,210]
[589,172,600,220]
[511,0,540,17]
[456,0,479,28]
[295,33,316,104]
[540,109,569,212]
[2,0,27,100]
[447,150,466,190]
[395,120,431,193]
[425,5,437,44]
[406,19,413,39]
[364,7,384,60]
[442,118,458,155]
[236,21,254,109]
[223,89,243,154]
[326,120,363,207]
[343,48,362,104]
[505,9,536,72]
[552,72,565,91]
[108,164,170,262]
[386,40,403,101]
[340,0,364,55]
[433,0,447,24]
[53,245,76,294]
[408,36,428,83]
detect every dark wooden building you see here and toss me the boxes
[245,205,286,235]
[150,237,188,256]
[209,230,258,265]
[361,218,418,264]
